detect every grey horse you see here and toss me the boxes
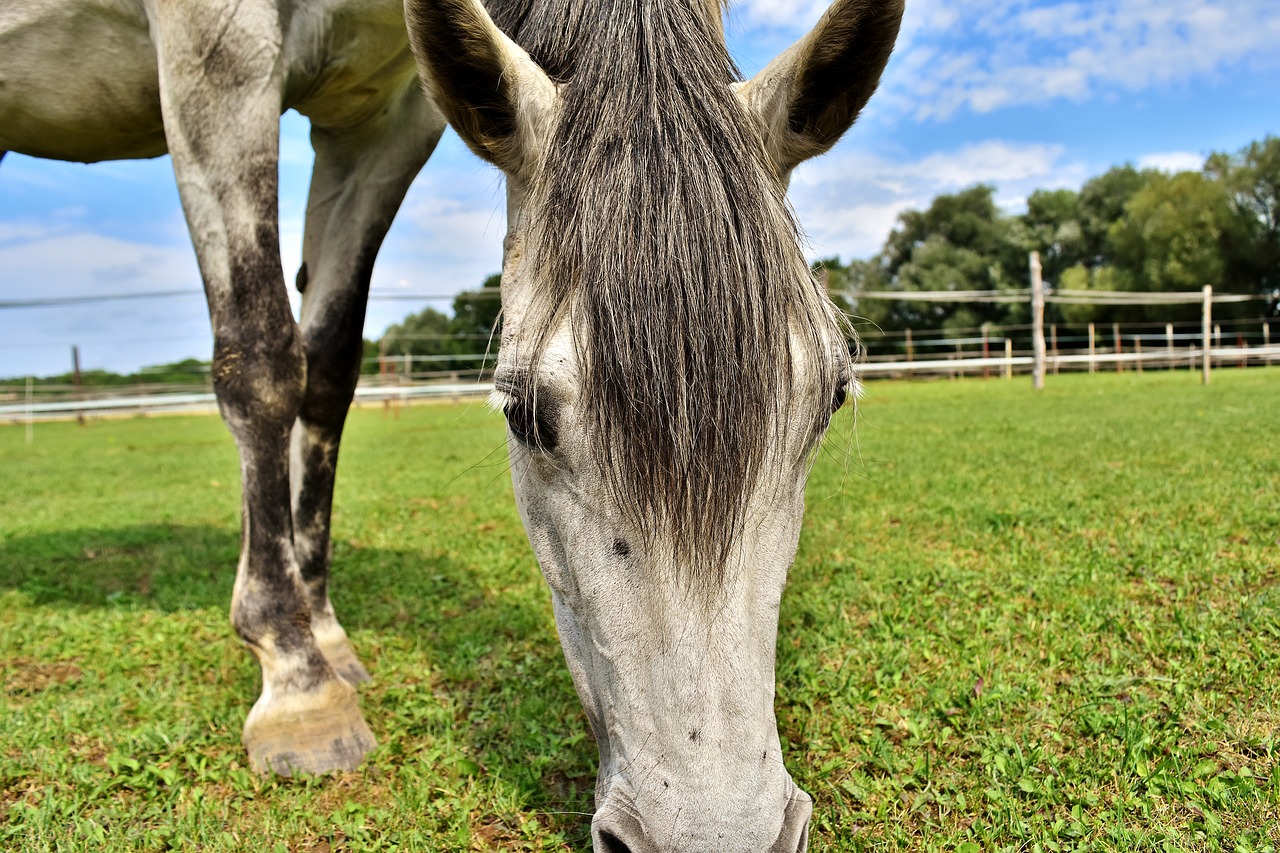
[409,1,902,850]
[2,0,446,774]
[2,0,903,849]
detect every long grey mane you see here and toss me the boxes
[491,0,845,581]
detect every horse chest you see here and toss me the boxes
[282,0,421,131]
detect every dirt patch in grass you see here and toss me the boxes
[1,658,83,694]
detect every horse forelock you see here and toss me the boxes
[494,0,846,585]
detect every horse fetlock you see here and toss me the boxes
[243,676,376,776]
[311,608,372,685]
[230,575,319,665]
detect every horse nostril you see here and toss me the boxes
[769,788,814,853]
[597,830,633,853]
[593,810,653,853]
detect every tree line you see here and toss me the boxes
[368,136,1278,367]
[819,135,1279,334]
[1,357,212,388]
[361,273,502,373]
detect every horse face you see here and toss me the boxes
[408,1,901,849]
[489,286,848,851]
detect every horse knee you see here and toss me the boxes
[298,309,367,429]
[212,326,307,433]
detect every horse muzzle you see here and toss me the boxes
[590,783,813,853]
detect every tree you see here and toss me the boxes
[808,137,1277,342]
[380,306,458,372]
[867,186,1026,332]
[375,273,504,373]
[360,339,380,375]
[1078,165,1154,268]
[1106,171,1245,321]
[1206,136,1280,312]
[450,272,503,346]
[1022,188,1086,284]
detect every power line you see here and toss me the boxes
[0,290,197,309]
[369,291,499,301]
[0,288,500,310]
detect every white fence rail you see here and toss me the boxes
[0,382,492,423]
[6,346,1278,424]
[859,345,1280,376]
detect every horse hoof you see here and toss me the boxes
[243,678,377,776]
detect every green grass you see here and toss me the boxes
[2,369,1278,851]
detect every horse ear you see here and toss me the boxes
[740,0,904,176]
[405,0,556,177]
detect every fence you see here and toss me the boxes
[0,379,493,425]
[5,259,1277,423]
[852,255,1276,388]
[854,317,1279,379]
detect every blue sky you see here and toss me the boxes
[2,0,1277,377]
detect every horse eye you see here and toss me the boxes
[831,382,849,413]
[503,398,557,451]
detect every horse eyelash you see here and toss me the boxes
[488,389,514,413]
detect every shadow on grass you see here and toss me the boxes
[0,523,239,610]
[0,523,597,840]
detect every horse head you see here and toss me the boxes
[407,2,903,849]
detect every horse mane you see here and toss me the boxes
[490,0,845,583]
[489,0,729,80]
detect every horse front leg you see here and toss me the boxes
[150,0,374,775]
[290,83,447,684]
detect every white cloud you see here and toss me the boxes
[736,0,828,27]
[1137,151,1205,173]
[361,139,508,335]
[0,232,201,298]
[788,140,1090,259]
[733,0,1280,121]
[0,222,66,243]
[0,232,210,376]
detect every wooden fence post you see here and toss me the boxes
[1202,285,1212,385]
[1135,337,1143,373]
[1030,251,1046,390]
[1088,323,1096,374]
[1050,324,1059,374]
[25,376,34,444]
[1166,323,1174,370]
[1113,323,1122,373]
[71,345,85,426]
[1004,338,1013,379]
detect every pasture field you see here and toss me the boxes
[2,368,1278,851]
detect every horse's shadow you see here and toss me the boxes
[0,523,595,841]
[0,523,239,610]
